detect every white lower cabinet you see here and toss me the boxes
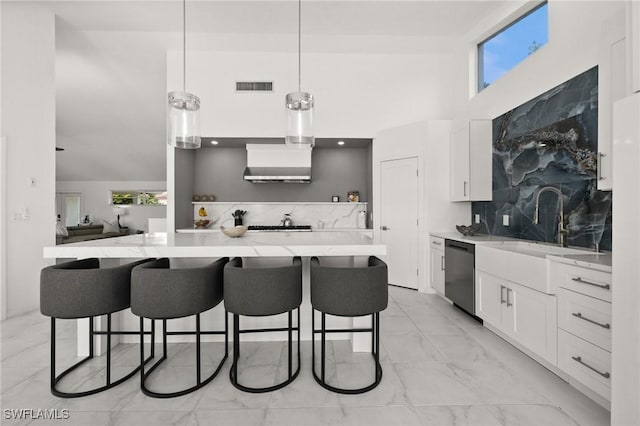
[476,270,557,364]
[552,260,612,403]
[429,236,445,295]
[558,329,612,401]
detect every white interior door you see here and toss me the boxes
[380,157,419,289]
[56,193,82,227]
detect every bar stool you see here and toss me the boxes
[40,258,156,398]
[224,257,302,393]
[130,257,229,398]
[310,256,388,394]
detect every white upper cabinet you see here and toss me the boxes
[630,1,640,94]
[450,119,492,201]
[597,21,627,191]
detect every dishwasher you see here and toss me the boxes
[444,239,476,316]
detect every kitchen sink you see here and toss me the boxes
[481,241,589,258]
[476,241,590,294]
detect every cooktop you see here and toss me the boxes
[247,225,312,232]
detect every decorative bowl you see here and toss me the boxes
[220,225,248,238]
[194,217,217,229]
[456,224,481,236]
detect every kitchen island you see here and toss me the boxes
[43,231,386,355]
[44,230,384,258]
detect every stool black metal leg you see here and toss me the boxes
[150,319,155,358]
[321,313,326,383]
[139,316,145,388]
[51,314,153,398]
[288,311,292,378]
[311,311,383,394]
[140,313,228,398]
[229,308,301,393]
[50,318,56,390]
[196,313,201,385]
[106,313,112,386]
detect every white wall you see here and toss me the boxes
[167,51,457,138]
[373,121,470,293]
[452,0,626,120]
[1,3,56,317]
[1,138,6,320]
[56,181,167,232]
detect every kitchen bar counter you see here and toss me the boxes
[43,231,386,356]
[43,231,385,259]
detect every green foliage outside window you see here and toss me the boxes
[111,191,167,206]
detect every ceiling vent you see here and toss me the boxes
[236,81,273,92]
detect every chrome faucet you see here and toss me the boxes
[533,186,568,247]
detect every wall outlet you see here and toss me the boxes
[474,214,480,224]
[502,214,509,226]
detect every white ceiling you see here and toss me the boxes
[45,0,509,181]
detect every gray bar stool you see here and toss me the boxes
[224,257,302,393]
[310,256,388,394]
[40,257,156,398]
[130,257,229,398]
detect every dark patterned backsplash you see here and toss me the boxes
[471,66,612,251]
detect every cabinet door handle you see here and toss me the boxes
[506,288,513,307]
[380,226,390,231]
[500,286,506,304]
[440,256,445,271]
[572,312,611,329]
[571,356,610,378]
[463,181,468,197]
[597,152,606,181]
[571,277,610,290]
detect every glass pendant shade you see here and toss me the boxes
[285,91,314,147]
[168,91,201,149]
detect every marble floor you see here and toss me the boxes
[1,286,609,426]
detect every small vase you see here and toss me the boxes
[234,218,243,226]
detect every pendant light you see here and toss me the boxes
[285,0,314,148]
[168,0,201,149]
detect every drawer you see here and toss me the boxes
[558,288,611,351]
[549,262,611,302]
[558,329,611,401]
[430,236,445,250]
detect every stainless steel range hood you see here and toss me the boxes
[243,144,312,183]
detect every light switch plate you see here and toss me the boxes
[474,214,480,224]
[502,215,509,226]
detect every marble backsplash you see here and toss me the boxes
[472,66,612,251]
[191,202,368,230]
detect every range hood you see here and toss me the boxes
[243,144,312,183]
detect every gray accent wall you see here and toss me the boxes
[174,148,196,229]
[193,146,372,203]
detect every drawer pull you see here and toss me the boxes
[571,312,611,329]
[571,355,610,379]
[571,277,610,290]
[432,241,442,246]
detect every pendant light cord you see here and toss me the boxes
[298,0,301,92]
[183,0,186,92]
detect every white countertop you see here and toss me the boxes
[547,253,612,273]
[44,231,386,258]
[430,232,611,273]
[429,232,519,244]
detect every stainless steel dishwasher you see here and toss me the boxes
[444,239,476,316]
